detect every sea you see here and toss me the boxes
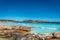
[1,22,60,34]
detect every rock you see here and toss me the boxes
[0,25,31,39]
[43,33,53,39]
[19,26,31,31]
[54,31,60,38]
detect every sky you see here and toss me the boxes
[0,0,60,21]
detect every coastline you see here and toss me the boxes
[0,25,60,40]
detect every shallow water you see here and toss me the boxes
[1,22,60,34]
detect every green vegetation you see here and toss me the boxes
[0,20,19,22]
[22,20,34,23]
[22,20,49,23]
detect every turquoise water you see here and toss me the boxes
[1,22,60,34]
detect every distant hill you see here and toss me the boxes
[0,20,19,22]
[22,20,60,23]
[0,19,46,23]
[22,20,34,23]
[22,20,49,23]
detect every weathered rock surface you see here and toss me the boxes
[0,25,31,38]
[54,31,60,38]
[43,33,53,39]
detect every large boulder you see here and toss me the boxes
[54,31,60,38]
[43,33,53,39]
[19,26,31,31]
[0,25,31,38]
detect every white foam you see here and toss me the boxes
[48,27,57,30]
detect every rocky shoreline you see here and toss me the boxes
[0,25,60,40]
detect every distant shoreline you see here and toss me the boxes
[0,20,60,23]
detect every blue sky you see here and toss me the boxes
[0,0,60,21]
